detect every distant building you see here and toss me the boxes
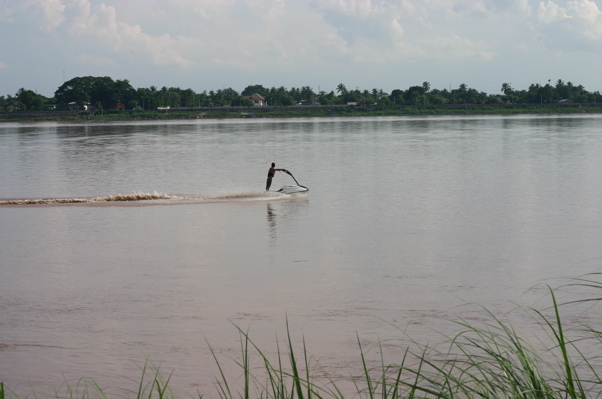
[243,93,266,107]
[6,104,22,112]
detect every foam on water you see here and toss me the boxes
[0,189,296,206]
[196,189,294,201]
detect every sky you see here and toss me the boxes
[1,0,601,98]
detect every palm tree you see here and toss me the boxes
[336,83,347,95]
[300,86,315,103]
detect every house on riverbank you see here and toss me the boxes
[243,93,266,106]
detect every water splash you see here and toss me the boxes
[0,190,295,206]
[197,190,290,201]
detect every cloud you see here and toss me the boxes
[38,0,66,30]
[1,0,601,97]
[537,0,602,51]
[308,0,507,64]
[311,0,381,16]
[0,0,65,31]
[9,0,596,71]
[64,1,193,68]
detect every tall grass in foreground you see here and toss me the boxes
[2,274,602,399]
[1,361,178,399]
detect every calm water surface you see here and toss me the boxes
[1,115,602,397]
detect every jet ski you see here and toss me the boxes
[277,170,309,194]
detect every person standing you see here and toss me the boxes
[266,162,284,191]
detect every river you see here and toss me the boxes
[1,115,602,397]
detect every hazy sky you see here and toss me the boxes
[1,0,601,98]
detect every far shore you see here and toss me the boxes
[1,102,601,123]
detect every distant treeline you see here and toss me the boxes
[1,76,600,112]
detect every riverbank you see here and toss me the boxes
[1,103,600,122]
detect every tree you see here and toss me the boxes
[378,96,392,106]
[89,76,116,109]
[318,90,335,105]
[53,76,136,109]
[241,85,268,97]
[538,84,556,103]
[338,88,362,104]
[16,88,46,111]
[300,86,315,103]
[288,87,301,103]
[231,96,253,107]
[12,76,602,113]
[180,88,197,107]
[501,82,512,95]
[164,90,181,108]
[267,87,294,106]
[430,94,446,105]
[55,76,95,108]
[390,89,403,104]
[136,87,152,110]
[204,87,239,106]
[113,79,136,107]
[404,86,424,103]
[486,94,501,104]
[221,87,239,104]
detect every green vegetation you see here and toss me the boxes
[1,102,601,123]
[2,274,602,399]
[1,77,600,121]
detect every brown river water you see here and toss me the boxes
[1,116,602,397]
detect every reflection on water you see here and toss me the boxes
[0,190,294,205]
[266,196,309,245]
[267,203,276,243]
[1,115,602,397]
